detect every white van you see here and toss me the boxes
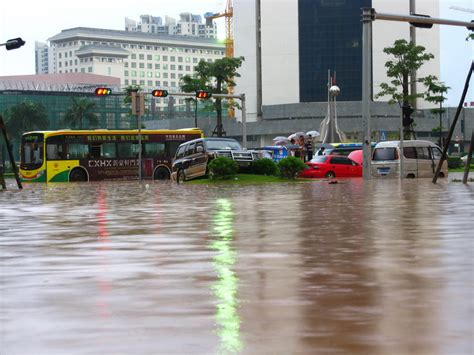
[371,140,448,178]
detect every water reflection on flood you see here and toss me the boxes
[0,175,473,355]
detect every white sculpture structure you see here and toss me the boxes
[319,70,347,143]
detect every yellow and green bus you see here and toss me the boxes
[19,128,203,182]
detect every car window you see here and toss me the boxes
[195,142,204,153]
[416,147,431,160]
[432,147,442,160]
[185,142,196,156]
[205,139,242,150]
[309,156,327,163]
[403,147,416,159]
[330,156,352,165]
[373,148,397,161]
[175,145,186,159]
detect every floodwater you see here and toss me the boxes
[1,174,473,355]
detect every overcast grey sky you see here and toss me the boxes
[1,0,472,106]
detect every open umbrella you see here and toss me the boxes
[288,132,307,141]
[348,149,363,165]
[306,130,320,138]
[272,136,290,146]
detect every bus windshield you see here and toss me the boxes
[21,133,44,169]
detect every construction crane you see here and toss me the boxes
[206,0,234,58]
[205,0,235,118]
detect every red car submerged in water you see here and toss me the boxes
[299,155,362,178]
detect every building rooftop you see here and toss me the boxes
[0,73,121,92]
[48,27,225,48]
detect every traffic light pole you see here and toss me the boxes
[361,8,373,180]
[131,91,145,181]
[361,8,474,181]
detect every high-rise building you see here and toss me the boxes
[35,41,50,74]
[125,13,217,39]
[234,0,441,122]
[47,27,225,108]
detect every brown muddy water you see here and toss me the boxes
[1,174,473,355]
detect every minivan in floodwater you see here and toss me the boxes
[371,140,448,178]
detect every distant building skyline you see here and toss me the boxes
[125,13,217,39]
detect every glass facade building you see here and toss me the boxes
[298,0,371,102]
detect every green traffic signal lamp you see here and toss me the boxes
[95,87,112,96]
[196,90,212,99]
[151,89,169,97]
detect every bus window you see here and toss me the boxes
[90,145,101,159]
[102,143,117,158]
[144,142,166,157]
[46,143,65,160]
[67,143,90,159]
[118,142,140,158]
[167,141,182,157]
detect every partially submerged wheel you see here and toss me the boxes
[325,171,336,178]
[177,169,186,183]
[69,168,88,182]
[154,167,170,180]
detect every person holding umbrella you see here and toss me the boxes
[305,134,313,162]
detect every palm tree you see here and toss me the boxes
[4,101,49,142]
[63,97,99,129]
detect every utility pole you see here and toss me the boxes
[409,0,417,110]
[361,8,373,180]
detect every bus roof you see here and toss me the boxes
[23,128,204,137]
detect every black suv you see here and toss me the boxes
[171,138,262,181]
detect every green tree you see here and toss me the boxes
[180,56,244,137]
[375,39,434,138]
[4,101,49,143]
[422,75,450,147]
[63,97,98,129]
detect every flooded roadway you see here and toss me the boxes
[1,175,473,355]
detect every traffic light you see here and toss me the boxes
[95,87,112,96]
[151,89,168,97]
[196,90,212,99]
[402,105,414,127]
[5,37,26,50]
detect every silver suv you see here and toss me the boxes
[171,138,262,181]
